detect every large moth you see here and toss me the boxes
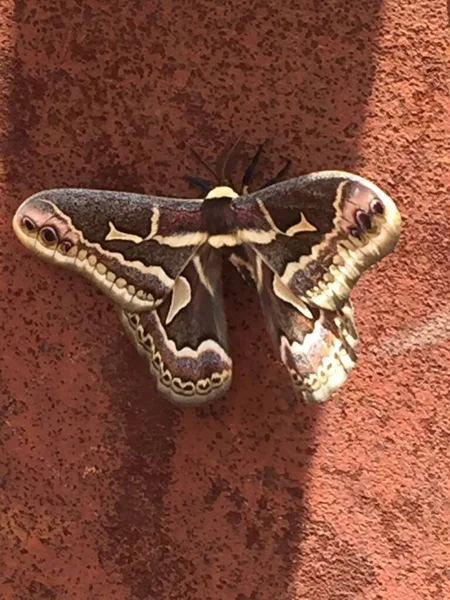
[12,143,401,405]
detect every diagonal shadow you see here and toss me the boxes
[2,0,385,598]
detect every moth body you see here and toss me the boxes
[201,186,239,243]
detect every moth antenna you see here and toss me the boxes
[183,174,214,193]
[242,140,267,192]
[260,158,292,189]
[189,147,220,182]
[218,134,245,185]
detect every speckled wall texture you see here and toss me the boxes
[1,0,449,599]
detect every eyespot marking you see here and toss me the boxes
[59,240,74,253]
[21,216,36,232]
[40,226,59,245]
[355,210,373,232]
[370,198,384,215]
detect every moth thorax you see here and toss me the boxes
[201,195,238,235]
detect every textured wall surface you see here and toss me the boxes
[1,1,449,599]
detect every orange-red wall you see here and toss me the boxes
[1,1,449,598]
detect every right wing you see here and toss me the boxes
[249,250,359,402]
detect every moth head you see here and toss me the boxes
[12,192,79,260]
[205,186,239,200]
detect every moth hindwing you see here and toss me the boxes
[13,149,401,404]
[120,246,232,405]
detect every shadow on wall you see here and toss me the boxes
[3,0,384,598]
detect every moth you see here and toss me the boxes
[12,142,402,405]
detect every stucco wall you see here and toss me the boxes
[1,1,449,598]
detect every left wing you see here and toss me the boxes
[13,188,207,312]
[234,171,402,311]
[119,246,232,405]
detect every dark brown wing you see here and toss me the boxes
[119,246,232,405]
[248,249,358,402]
[233,171,402,311]
[13,188,207,312]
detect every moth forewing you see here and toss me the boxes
[13,188,207,312]
[234,171,402,312]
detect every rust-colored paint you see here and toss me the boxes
[1,1,449,598]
